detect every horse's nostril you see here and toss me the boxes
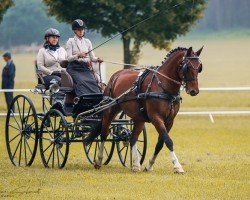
[190,90,198,96]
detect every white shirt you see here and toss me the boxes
[66,36,98,63]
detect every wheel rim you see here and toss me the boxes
[40,109,69,168]
[116,113,147,167]
[83,127,115,165]
[5,95,38,166]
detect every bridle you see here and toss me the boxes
[179,56,203,84]
[140,54,203,95]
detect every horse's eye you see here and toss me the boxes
[198,64,203,73]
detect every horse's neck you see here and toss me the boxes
[158,52,184,95]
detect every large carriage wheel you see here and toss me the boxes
[5,95,39,166]
[83,127,115,165]
[116,112,147,167]
[39,109,69,168]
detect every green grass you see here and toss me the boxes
[0,37,250,199]
[0,116,249,199]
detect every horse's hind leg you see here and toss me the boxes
[94,106,120,169]
[130,121,145,172]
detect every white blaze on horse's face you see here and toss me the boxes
[184,47,203,96]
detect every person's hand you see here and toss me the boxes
[78,52,87,58]
[97,57,103,63]
[52,70,61,75]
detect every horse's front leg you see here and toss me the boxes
[165,121,184,174]
[130,121,145,172]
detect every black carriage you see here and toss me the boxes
[5,63,147,169]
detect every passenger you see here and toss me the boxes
[36,28,67,89]
[66,19,103,97]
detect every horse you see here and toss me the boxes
[86,46,203,173]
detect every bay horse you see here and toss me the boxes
[87,46,203,173]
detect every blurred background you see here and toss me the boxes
[0,0,250,112]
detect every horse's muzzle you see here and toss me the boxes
[189,90,199,96]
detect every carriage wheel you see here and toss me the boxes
[116,113,147,167]
[83,127,115,165]
[5,95,39,166]
[39,109,69,168]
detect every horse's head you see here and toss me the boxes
[179,46,203,96]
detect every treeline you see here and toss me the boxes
[196,0,250,31]
[0,0,249,48]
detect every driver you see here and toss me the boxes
[66,19,103,97]
[36,28,67,88]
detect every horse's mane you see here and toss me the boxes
[161,47,187,64]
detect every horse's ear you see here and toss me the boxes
[186,47,192,57]
[196,46,204,57]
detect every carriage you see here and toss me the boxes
[5,62,147,169]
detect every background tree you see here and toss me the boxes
[43,0,206,68]
[0,0,13,23]
[0,0,73,48]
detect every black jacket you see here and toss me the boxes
[2,60,16,89]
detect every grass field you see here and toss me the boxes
[0,36,250,199]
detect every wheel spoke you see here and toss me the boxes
[53,115,57,131]
[16,99,23,128]
[87,142,93,154]
[137,149,142,156]
[43,143,53,154]
[8,124,20,131]
[56,147,60,167]
[23,122,35,133]
[10,109,21,130]
[11,137,22,160]
[25,106,32,125]
[44,125,54,139]
[18,136,23,165]
[58,148,65,160]
[25,139,33,155]
[93,142,98,161]
[104,145,109,157]
[22,97,26,127]
[9,134,20,143]
[52,145,55,168]
[24,137,27,165]
[46,144,55,166]
[123,147,128,164]
[118,145,126,153]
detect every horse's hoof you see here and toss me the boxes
[173,167,185,174]
[94,162,101,169]
[144,166,153,172]
[132,166,141,172]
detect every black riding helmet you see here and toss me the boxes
[44,28,60,39]
[72,19,87,30]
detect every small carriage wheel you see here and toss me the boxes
[39,109,69,169]
[5,95,39,166]
[83,127,115,165]
[116,112,147,167]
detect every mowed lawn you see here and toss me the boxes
[0,36,250,199]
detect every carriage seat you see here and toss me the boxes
[72,93,103,116]
[35,60,74,91]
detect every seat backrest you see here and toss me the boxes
[35,61,45,84]
[61,71,74,88]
